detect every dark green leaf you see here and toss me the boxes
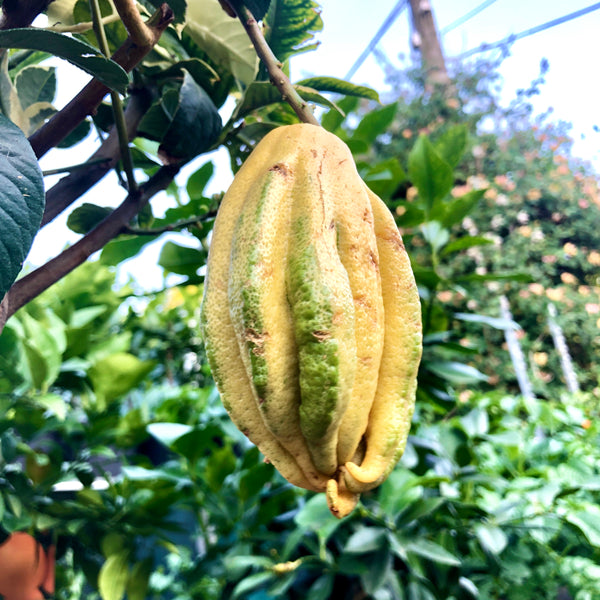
[138,71,222,161]
[0,29,128,93]
[296,76,379,101]
[408,135,453,214]
[67,203,112,234]
[231,572,275,600]
[0,113,45,299]
[352,103,397,145]
[307,575,334,600]
[14,65,55,108]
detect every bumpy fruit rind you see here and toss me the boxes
[200,123,422,518]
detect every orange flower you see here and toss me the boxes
[560,272,577,285]
[402,128,413,139]
[526,188,542,201]
[529,283,545,295]
[546,288,564,302]
[533,352,548,366]
[587,250,600,266]
[563,242,578,257]
[585,303,600,315]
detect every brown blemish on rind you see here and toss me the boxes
[269,163,290,176]
[312,330,331,341]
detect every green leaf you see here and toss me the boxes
[363,158,406,199]
[0,113,45,299]
[88,352,155,405]
[67,203,112,234]
[307,575,334,600]
[294,494,342,544]
[230,81,280,122]
[15,65,56,109]
[98,550,130,600]
[440,189,486,228]
[420,221,450,253]
[427,361,489,385]
[352,103,397,145]
[321,95,359,133]
[565,508,600,547]
[231,572,275,600]
[126,558,153,600]
[408,135,454,214]
[344,527,387,554]
[263,0,323,63]
[296,77,379,101]
[187,162,215,198]
[434,125,468,168]
[99,235,159,266]
[440,235,492,256]
[138,71,222,161]
[185,0,258,85]
[405,539,461,566]
[453,312,519,331]
[474,524,508,555]
[0,28,128,94]
[158,241,205,278]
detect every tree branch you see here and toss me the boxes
[0,164,180,330]
[230,1,319,126]
[123,213,218,236]
[113,0,156,47]
[40,86,153,227]
[0,0,51,29]
[28,3,174,159]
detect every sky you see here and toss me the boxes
[27,0,600,287]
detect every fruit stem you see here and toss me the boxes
[230,1,320,127]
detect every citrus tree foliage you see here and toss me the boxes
[1,2,600,599]
[374,58,600,394]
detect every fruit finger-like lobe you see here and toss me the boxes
[344,185,422,492]
[200,131,324,492]
[228,162,328,489]
[201,123,422,517]
[286,153,357,476]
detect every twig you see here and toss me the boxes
[89,0,137,192]
[47,13,121,34]
[0,164,180,330]
[41,87,152,227]
[230,1,320,126]
[42,158,112,176]
[28,4,174,159]
[123,213,218,235]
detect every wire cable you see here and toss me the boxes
[441,0,498,35]
[345,0,408,80]
[457,1,600,59]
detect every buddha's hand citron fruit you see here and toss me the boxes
[200,123,422,518]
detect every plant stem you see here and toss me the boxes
[113,0,156,47]
[123,213,217,235]
[28,4,174,159]
[230,1,320,126]
[89,0,137,192]
[0,164,180,331]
